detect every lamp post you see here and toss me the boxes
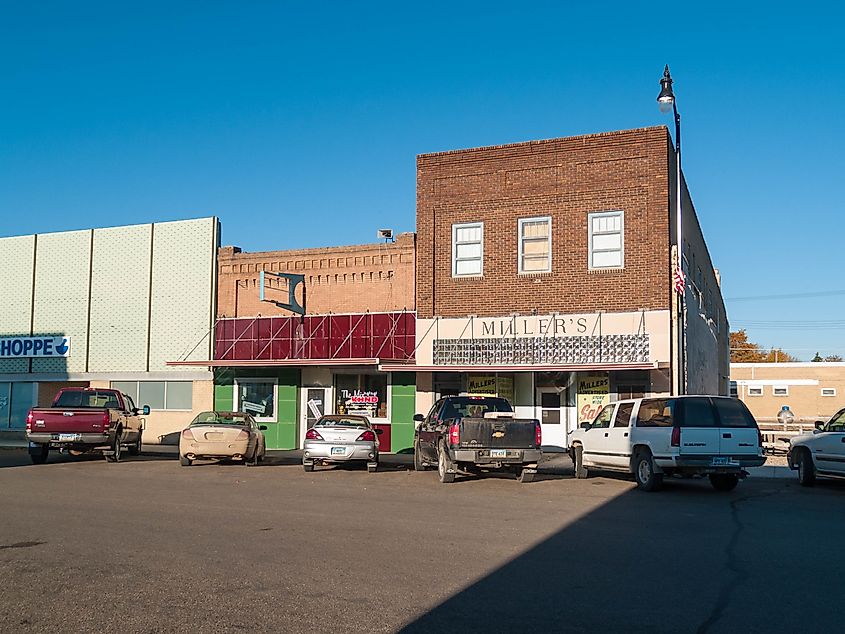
[658,64,686,395]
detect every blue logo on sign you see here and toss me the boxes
[55,339,69,355]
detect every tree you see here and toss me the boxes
[811,352,843,362]
[730,330,798,363]
[812,352,824,362]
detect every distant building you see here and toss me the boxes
[731,362,845,423]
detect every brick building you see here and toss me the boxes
[388,126,729,449]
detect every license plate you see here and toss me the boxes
[711,456,737,466]
[490,449,507,458]
[331,447,346,456]
[58,433,80,442]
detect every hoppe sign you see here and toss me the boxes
[0,336,71,358]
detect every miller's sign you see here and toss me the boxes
[475,316,593,338]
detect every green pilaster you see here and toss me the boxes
[390,372,416,453]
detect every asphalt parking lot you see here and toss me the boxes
[1,448,843,634]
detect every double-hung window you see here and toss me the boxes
[452,222,484,277]
[589,211,624,269]
[518,217,551,273]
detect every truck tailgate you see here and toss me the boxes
[29,408,107,434]
[458,418,537,449]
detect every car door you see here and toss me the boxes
[418,400,443,462]
[815,409,845,474]
[603,401,635,469]
[581,404,616,467]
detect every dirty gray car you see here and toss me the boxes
[303,415,382,473]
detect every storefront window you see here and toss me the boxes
[236,379,277,421]
[335,374,388,419]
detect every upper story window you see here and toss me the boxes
[518,216,552,273]
[588,211,624,269]
[452,222,484,277]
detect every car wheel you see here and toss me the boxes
[247,447,260,466]
[709,473,739,491]
[413,440,428,471]
[128,432,142,457]
[634,450,663,492]
[179,455,192,466]
[437,445,455,484]
[797,449,816,487]
[517,466,536,483]
[105,431,122,463]
[573,444,588,479]
[29,444,49,465]
[303,460,315,472]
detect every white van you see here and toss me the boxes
[567,396,765,491]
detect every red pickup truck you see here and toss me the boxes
[26,387,149,464]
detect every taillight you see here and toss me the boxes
[26,410,34,432]
[236,430,250,441]
[181,428,194,439]
[305,428,323,441]
[102,412,110,428]
[449,423,460,446]
[356,430,376,442]
[535,422,542,447]
[671,426,680,447]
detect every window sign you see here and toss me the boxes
[577,373,610,422]
[335,374,387,419]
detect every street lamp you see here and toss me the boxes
[657,64,686,395]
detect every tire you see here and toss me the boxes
[413,440,427,471]
[29,444,49,465]
[633,450,663,492]
[247,446,260,466]
[179,455,192,467]
[128,432,142,457]
[572,445,588,479]
[709,473,740,491]
[437,445,456,484]
[797,449,816,487]
[517,466,536,483]
[105,430,122,463]
[303,460,315,472]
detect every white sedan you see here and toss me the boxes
[788,407,845,486]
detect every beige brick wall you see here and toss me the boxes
[731,363,845,422]
[217,233,416,317]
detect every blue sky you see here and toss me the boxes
[1,1,843,359]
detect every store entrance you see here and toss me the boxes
[300,387,331,448]
[535,386,574,451]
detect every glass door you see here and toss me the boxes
[300,387,331,448]
[536,387,568,450]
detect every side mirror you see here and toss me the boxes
[413,414,425,422]
[258,425,268,431]
[142,405,151,416]
[375,428,384,435]
[815,420,825,429]
[580,422,592,430]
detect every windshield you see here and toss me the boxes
[54,390,121,409]
[315,416,370,428]
[826,409,845,432]
[440,397,513,421]
[190,412,250,426]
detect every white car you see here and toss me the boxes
[788,408,845,486]
[568,395,765,492]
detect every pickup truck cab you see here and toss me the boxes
[568,395,765,491]
[413,396,542,483]
[26,387,149,464]
[788,407,845,486]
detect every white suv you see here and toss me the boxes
[788,408,845,486]
[567,395,765,492]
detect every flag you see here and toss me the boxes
[673,267,686,295]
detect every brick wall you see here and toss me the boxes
[217,233,416,318]
[416,127,673,319]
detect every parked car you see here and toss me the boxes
[179,411,266,466]
[413,396,542,483]
[26,387,149,464]
[788,407,845,486]
[568,395,765,492]
[302,415,381,473]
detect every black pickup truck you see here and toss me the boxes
[413,396,542,483]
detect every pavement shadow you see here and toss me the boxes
[398,479,845,634]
